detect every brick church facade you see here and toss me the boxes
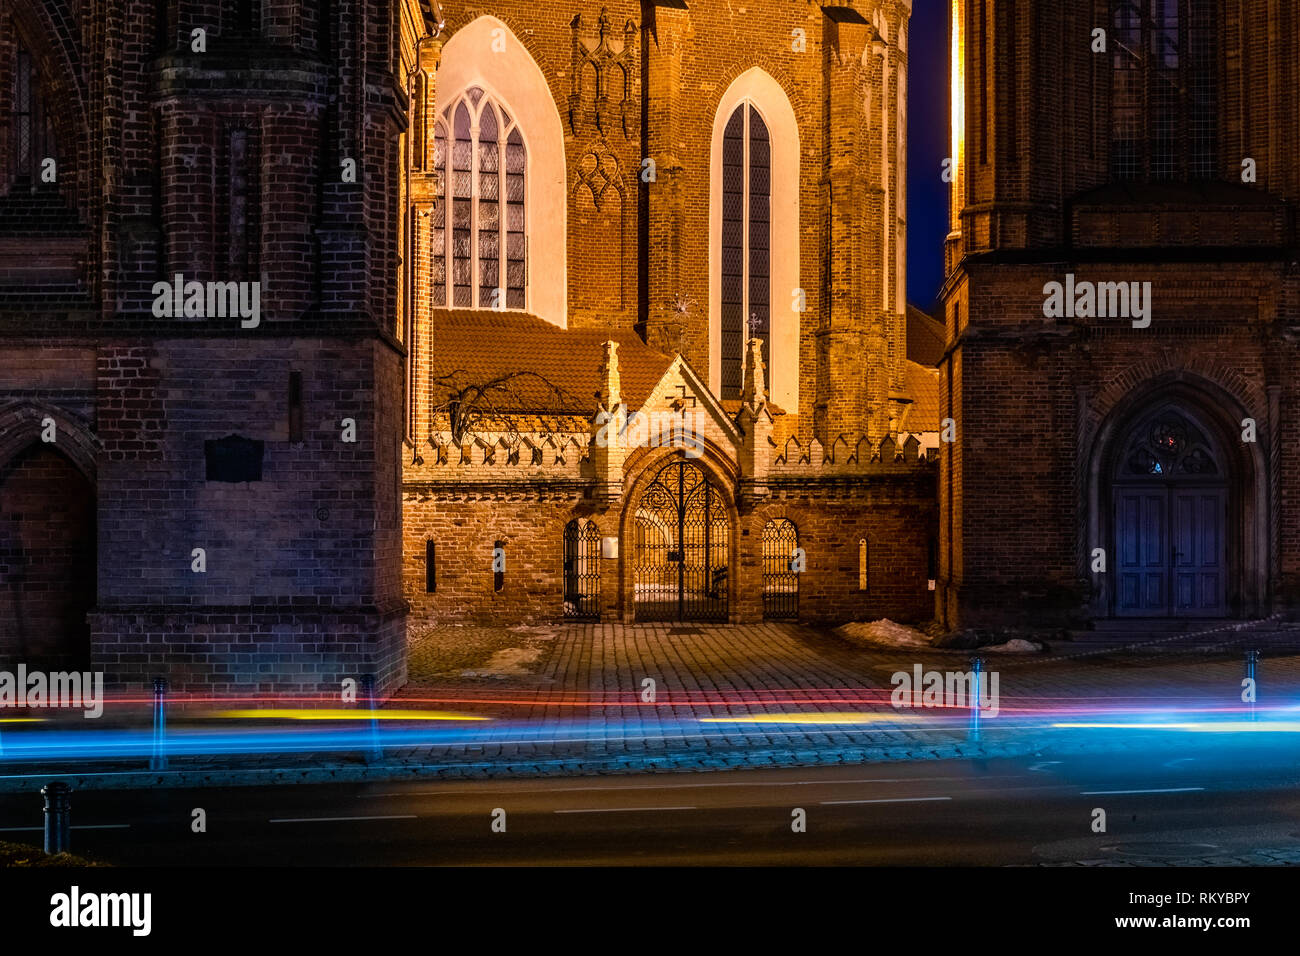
[0,0,941,695]
[940,0,1300,628]
[401,1,940,632]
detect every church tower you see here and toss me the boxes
[940,0,1300,629]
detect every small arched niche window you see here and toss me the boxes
[431,87,526,310]
[720,101,770,399]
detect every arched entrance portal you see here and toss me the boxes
[1112,405,1228,617]
[0,444,96,668]
[632,459,730,622]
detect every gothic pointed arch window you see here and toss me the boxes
[720,101,771,400]
[1110,0,1217,181]
[431,86,527,311]
[10,38,56,186]
[710,68,799,410]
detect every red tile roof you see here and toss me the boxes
[904,360,941,433]
[430,310,675,413]
[906,303,946,367]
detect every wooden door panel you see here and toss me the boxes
[1172,489,1226,616]
[1115,490,1167,616]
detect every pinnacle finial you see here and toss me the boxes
[599,339,622,409]
[742,336,767,407]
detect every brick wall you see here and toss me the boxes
[404,470,937,627]
[90,604,407,697]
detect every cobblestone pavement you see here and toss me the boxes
[389,621,1300,764]
[1040,848,1300,866]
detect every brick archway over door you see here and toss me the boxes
[1086,375,1268,621]
[0,444,95,669]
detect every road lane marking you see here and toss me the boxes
[820,796,952,805]
[1079,787,1204,795]
[0,824,130,831]
[269,814,418,824]
[554,806,696,814]
[369,775,1028,798]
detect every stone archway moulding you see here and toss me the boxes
[0,401,98,482]
[1083,371,1269,619]
[436,16,568,329]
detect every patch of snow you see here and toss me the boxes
[836,619,931,648]
[460,646,543,678]
[981,638,1042,653]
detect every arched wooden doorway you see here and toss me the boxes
[632,459,730,622]
[1112,405,1228,617]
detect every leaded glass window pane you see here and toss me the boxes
[431,120,447,306]
[720,103,772,400]
[1109,0,1217,182]
[721,107,746,399]
[432,94,527,310]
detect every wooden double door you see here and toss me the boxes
[1114,485,1226,617]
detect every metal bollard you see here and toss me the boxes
[42,782,71,855]
[150,677,168,771]
[1245,649,1259,722]
[969,656,984,743]
[361,674,383,764]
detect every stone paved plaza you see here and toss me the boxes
[389,621,1300,764]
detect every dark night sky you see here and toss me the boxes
[907,0,948,314]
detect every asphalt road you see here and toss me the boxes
[3,738,1300,865]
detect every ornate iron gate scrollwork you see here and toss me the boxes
[633,460,729,622]
[563,518,602,620]
[762,518,799,619]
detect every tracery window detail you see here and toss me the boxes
[431,87,526,310]
[1121,411,1220,477]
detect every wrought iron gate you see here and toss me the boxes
[563,518,601,620]
[762,518,799,619]
[633,460,729,622]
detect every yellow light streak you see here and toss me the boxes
[209,709,489,721]
[700,713,921,726]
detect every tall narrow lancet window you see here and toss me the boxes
[720,102,771,400]
[431,119,448,306]
[1110,0,1217,182]
[11,40,55,185]
[430,86,527,310]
